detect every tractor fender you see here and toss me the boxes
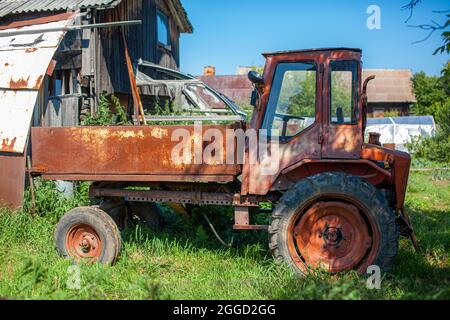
[272,159,392,194]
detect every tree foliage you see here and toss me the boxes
[402,1,450,55]
[286,71,353,119]
[407,61,450,163]
[285,71,316,117]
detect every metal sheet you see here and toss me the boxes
[0,20,70,90]
[0,18,73,154]
[0,0,122,18]
[32,125,242,178]
[0,90,38,153]
[0,152,26,209]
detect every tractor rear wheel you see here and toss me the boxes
[269,172,398,275]
[55,206,122,265]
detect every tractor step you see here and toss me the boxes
[234,206,269,231]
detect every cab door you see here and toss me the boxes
[246,54,324,195]
[322,59,363,159]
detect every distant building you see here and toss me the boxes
[362,69,417,117]
[198,67,416,117]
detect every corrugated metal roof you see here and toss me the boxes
[0,0,193,33]
[0,0,121,18]
[0,16,74,153]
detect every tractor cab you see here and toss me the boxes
[249,48,364,159]
[243,48,372,196]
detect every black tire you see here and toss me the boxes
[100,200,164,231]
[129,202,164,231]
[269,172,398,276]
[55,206,122,265]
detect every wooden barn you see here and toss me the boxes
[0,0,192,126]
[0,0,192,208]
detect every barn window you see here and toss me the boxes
[157,10,170,48]
[48,69,77,97]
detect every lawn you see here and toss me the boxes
[0,170,449,300]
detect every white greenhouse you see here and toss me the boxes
[366,116,437,152]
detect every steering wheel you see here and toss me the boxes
[274,113,305,136]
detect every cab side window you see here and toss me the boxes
[330,60,358,124]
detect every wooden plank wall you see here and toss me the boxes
[96,0,181,95]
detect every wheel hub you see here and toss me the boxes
[66,225,102,261]
[290,201,372,273]
[320,225,345,247]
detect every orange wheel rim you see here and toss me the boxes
[65,224,102,262]
[288,201,378,273]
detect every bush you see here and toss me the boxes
[408,61,450,163]
[407,134,450,163]
[83,93,128,126]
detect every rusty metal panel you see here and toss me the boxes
[0,20,71,90]
[0,152,26,209]
[0,18,73,154]
[32,125,242,179]
[0,90,38,153]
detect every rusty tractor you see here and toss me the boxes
[30,48,416,275]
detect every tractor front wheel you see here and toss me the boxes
[269,173,398,275]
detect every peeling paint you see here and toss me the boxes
[1,137,17,152]
[8,76,30,89]
[151,128,169,139]
[0,17,74,154]
[0,19,73,91]
[33,75,44,89]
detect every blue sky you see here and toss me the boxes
[180,0,449,76]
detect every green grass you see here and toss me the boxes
[0,171,449,300]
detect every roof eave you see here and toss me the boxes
[167,0,193,33]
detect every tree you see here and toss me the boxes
[287,71,316,117]
[402,1,450,54]
[408,61,450,162]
